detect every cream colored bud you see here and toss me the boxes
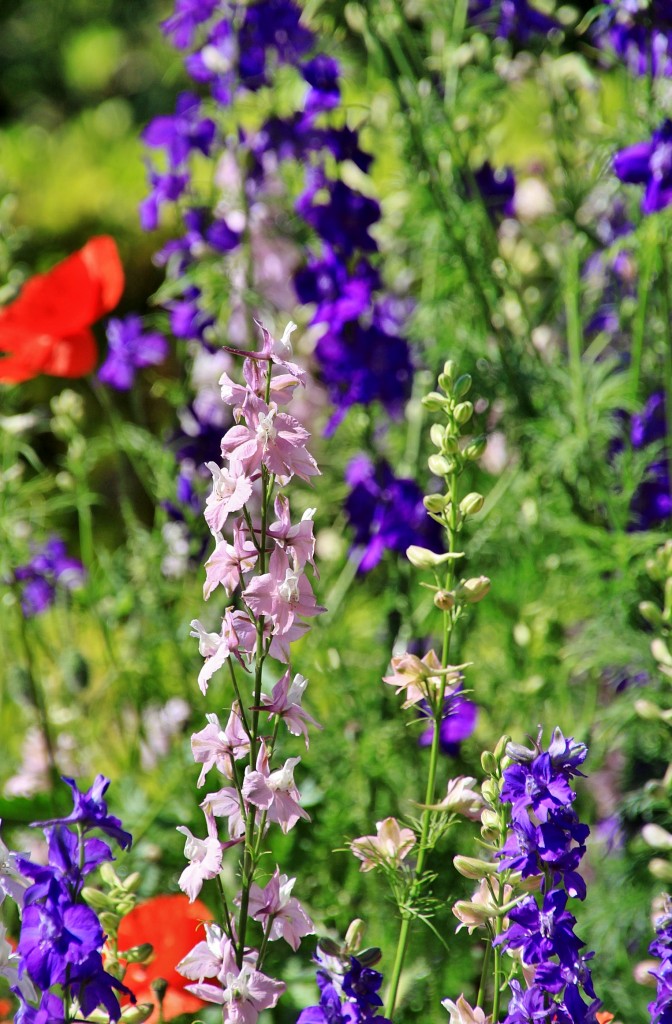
[422,391,449,411]
[434,590,455,611]
[453,855,498,879]
[481,779,499,805]
[634,699,666,721]
[652,637,672,666]
[345,919,366,951]
[428,454,452,476]
[424,493,448,514]
[81,888,116,912]
[649,858,672,882]
[406,546,464,569]
[642,824,672,850]
[494,734,512,760]
[458,576,491,604]
[453,401,473,424]
[480,751,497,775]
[430,424,446,448]
[100,862,121,887]
[480,808,499,828]
[639,601,663,628]
[443,359,457,381]
[123,872,143,892]
[460,492,485,516]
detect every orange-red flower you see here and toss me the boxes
[0,235,124,383]
[596,1014,615,1024]
[116,893,212,1023]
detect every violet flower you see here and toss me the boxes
[613,120,672,214]
[593,0,672,77]
[98,315,168,391]
[417,689,478,756]
[13,536,85,617]
[629,392,672,529]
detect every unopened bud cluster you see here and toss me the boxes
[409,362,491,617]
[83,863,153,984]
[640,540,672,683]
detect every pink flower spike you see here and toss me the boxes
[204,519,258,600]
[186,961,285,1021]
[268,495,318,573]
[257,319,308,385]
[191,706,250,786]
[202,786,247,839]
[204,461,253,535]
[244,546,323,636]
[350,817,416,873]
[247,867,314,951]
[177,813,223,902]
[190,611,240,694]
[260,671,321,747]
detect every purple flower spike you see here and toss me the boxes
[39,775,132,850]
[14,537,85,616]
[98,316,168,391]
[302,54,341,114]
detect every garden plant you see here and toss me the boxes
[1,0,672,1022]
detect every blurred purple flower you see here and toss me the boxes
[593,0,672,77]
[472,162,516,221]
[417,690,478,756]
[302,54,341,113]
[98,316,168,391]
[468,0,558,41]
[614,120,672,214]
[142,92,216,169]
[344,456,441,572]
[14,537,85,617]
[629,392,672,529]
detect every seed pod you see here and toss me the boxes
[434,590,455,611]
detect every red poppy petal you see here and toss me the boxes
[41,328,98,378]
[117,894,212,987]
[0,328,53,382]
[80,235,125,315]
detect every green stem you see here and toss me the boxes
[15,603,60,797]
[565,237,587,443]
[476,932,492,1009]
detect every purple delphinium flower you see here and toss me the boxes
[613,120,672,214]
[12,776,134,1023]
[98,315,168,391]
[302,54,341,113]
[417,690,478,756]
[344,456,441,572]
[13,537,85,617]
[629,392,672,529]
[650,896,672,1024]
[298,954,392,1024]
[495,729,601,1024]
[593,0,672,77]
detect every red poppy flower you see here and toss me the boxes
[116,893,212,1022]
[0,235,124,383]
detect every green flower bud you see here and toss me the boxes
[453,855,498,879]
[122,872,143,892]
[100,863,121,887]
[434,590,455,611]
[649,858,672,883]
[318,938,342,957]
[459,492,484,516]
[480,751,497,776]
[639,601,663,628]
[443,435,460,455]
[453,374,472,399]
[423,494,448,514]
[81,888,117,912]
[118,943,154,964]
[428,454,451,476]
[481,779,499,805]
[463,435,487,460]
[120,1005,155,1024]
[406,546,464,569]
[453,401,474,425]
[441,360,457,388]
[493,734,512,760]
[151,979,168,1004]
[99,912,121,934]
[430,423,446,448]
[357,947,382,967]
[422,391,449,412]
[457,576,491,603]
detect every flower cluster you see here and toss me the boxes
[177,320,320,1020]
[142,0,414,447]
[467,0,558,42]
[13,536,85,617]
[298,941,392,1024]
[594,0,672,77]
[649,895,672,1024]
[2,775,134,1023]
[98,316,168,392]
[494,729,601,1023]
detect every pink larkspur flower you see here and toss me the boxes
[244,545,323,636]
[179,932,285,1023]
[246,867,314,951]
[190,609,240,693]
[191,705,250,786]
[259,670,321,747]
[383,649,466,709]
[177,813,224,902]
[268,494,317,572]
[257,320,307,385]
[204,519,258,599]
[350,817,416,873]
[426,776,484,821]
[204,461,253,535]
[220,393,319,482]
[242,741,309,834]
